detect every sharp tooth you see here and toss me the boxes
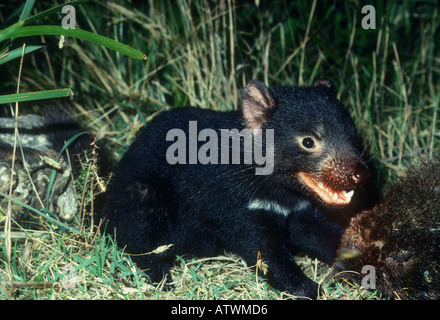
[344,190,354,198]
[332,192,338,201]
[317,182,324,190]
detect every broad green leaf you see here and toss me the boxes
[0,88,72,105]
[4,25,147,60]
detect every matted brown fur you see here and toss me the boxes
[335,155,440,299]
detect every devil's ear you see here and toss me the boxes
[242,80,276,131]
[313,79,336,96]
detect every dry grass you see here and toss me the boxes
[0,227,372,300]
[0,229,314,300]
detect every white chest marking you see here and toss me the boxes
[247,199,291,217]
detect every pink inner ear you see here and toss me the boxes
[242,106,265,131]
[242,81,275,131]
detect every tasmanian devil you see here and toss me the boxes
[100,79,370,298]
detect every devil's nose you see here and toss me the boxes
[350,162,371,186]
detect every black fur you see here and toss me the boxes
[100,80,370,298]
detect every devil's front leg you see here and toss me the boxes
[288,206,344,263]
[223,211,319,299]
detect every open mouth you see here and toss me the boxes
[296,172,354,206]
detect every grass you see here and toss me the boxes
[0,0,439,300]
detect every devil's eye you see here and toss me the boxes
[302,137,315,149]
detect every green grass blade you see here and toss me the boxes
[21,1,89,26]
[0,21,24,43]
[7,25,147,60]
[45,131,89,209]
[18,0,36,22]
[0,191,81,235]
[0,88,72,105]
[0,45,42,65]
